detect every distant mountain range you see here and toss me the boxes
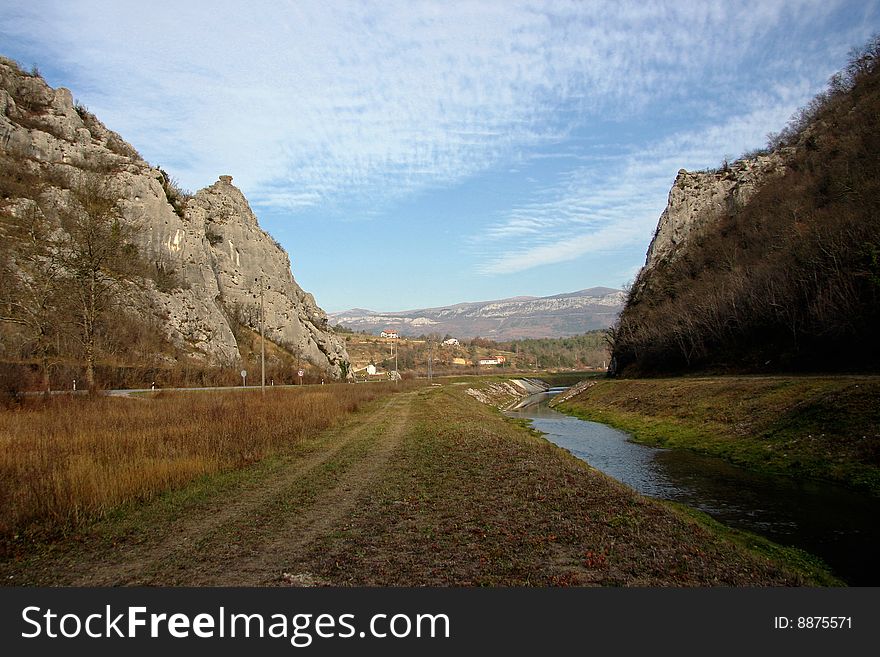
[329,287,625,340]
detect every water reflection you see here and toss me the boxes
[507,391,878,585]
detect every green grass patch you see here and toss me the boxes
[558,376,880,496]
[663,501,842,586]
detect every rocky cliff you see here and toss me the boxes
[610,36,880,374]
[639,152,789,281]
[0,56,349,377]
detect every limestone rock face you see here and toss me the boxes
[186,176,350,376]
[642,153,789,273]
[121,168,241,365]
[0,56,349,377]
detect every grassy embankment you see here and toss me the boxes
[0,382,413,543]
[298,385,835,585]
[0,378,836,586]
[556,376,880,495]
[448,372,598,409]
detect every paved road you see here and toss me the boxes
[26,380,382,397]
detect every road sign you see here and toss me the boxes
[240,370,247,386]
[298,369,304,377]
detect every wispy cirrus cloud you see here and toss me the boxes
[2,0,877,311]
[476,92,823,275]
[2,0,866,214]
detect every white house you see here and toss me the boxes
[442,338,459,346]
[380,329,399,339]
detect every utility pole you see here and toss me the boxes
[256,275,267,394]
[387,336,399,383]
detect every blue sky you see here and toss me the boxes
[2,1,878,311]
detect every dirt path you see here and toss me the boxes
[183,395,412,586]
[10,393,415,586]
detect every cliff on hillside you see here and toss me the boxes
[0,56,349,378]
[640,154,788,281]
[185,176,348,375]
[611,38,880,375]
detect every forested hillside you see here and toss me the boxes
[611,37,880,375]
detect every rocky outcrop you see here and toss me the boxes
[0,56,349,377]
[611,40,880,375]
[642,153,789,274]
[186,176,349,375]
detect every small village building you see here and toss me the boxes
[380,329,399,339]
[452,357,468,366]
[442,338,459,346]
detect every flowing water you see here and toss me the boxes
[506,389,878,585]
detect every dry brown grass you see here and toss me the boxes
[0,383,410,538]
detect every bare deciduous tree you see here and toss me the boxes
[55,175,141,390]
[0,203,64,391]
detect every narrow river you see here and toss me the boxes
[506,389,878,585]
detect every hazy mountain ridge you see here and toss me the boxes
[330,287,625,339]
